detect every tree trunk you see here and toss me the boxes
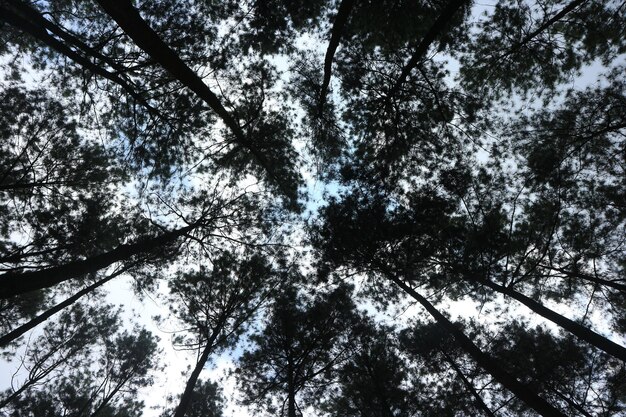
[173,319,225,417]
[0,223,197,299]
[0,381,29,410]
[318,0,356,113]
[385,273,566,417]
[478,278,626,362]
[0,266,130,346]
[94,0,287,194]
[287,359,297,417]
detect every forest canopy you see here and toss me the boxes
[0,0,625,416]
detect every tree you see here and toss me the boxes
[321,320,417,417]
[0,302,118,410]
[236,284,357,417]
[486,322,625,416]
[400,321,497,417]
[0,83,131,325]
[165,252,276,417]
[1,328,157,417]
[2,376,144,417]
[0,264,134,347]
[0,302,159,415]
[401,319,625,416]
[0,0,624,415]
[312,180,626,408]
[160,380,225,417]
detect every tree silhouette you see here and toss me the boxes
[0,0,624,415]
[236,284,357,417]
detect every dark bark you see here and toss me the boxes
[386,0,468,100]
[0,266,131,347]
[0,223,197,299]
[94,0,288,194]
[287,358,297,417]
[384,272,566,417]
[173,319,224,417]
[0,380,29,410]
[0,3,162,119]
[364,364,395,417]
[318,0,356,113]
[478,278,626,362]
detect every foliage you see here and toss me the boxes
[0,0,624,415]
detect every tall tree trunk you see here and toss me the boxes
[0,223,197,299]
[94,0,287,194]
[287,358,297,417]
[283,316,298,417]
[0,266,131,347]
[478,278,626,362]
[0,3,161,118]
[367,366,395,417]
[318,0,356,113]
[384,272,566,417]
[173,317,225,417]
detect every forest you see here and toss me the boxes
[0,0,624,416]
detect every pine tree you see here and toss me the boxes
[0,0,624,415]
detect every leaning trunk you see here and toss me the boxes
[0,266,131,346]
[318,0,356,112]
[385,272,566,417]
[440,350,497,417]
[173,317,225,417]
[0,223,197,299]
[478,278,626,362]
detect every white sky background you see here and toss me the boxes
[1,1,625,416]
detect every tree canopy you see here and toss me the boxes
[0,0,624,416]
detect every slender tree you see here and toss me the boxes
[236,284,357,417]
[166,253,275,417]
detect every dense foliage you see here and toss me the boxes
[0,0,624,416]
